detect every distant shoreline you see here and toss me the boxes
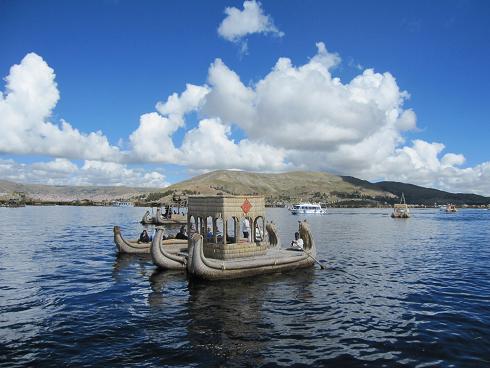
[3,203,489,209]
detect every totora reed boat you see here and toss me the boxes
[113,226,152,254]
[141,208,187,225]
[391,193,410,218]
[151,229,189,270]
[150,195,317,280]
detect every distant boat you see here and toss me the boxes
[444,204,458,213]
[112,201,133,207]
[391,193,410,218]
[290,203,327,215]
[141,208,187,225]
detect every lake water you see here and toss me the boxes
[1,206,489,367]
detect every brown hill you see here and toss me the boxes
[0,180,158,202]
[163,170,396,205]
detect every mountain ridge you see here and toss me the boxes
[1,170,489,206]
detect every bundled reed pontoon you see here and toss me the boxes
[113,226,151,254]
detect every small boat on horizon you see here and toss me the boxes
[443,204,458,213]
[391,193,410,218]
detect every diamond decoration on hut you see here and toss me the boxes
[241,198,252,214]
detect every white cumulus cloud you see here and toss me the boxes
[128,83,210,163]
[179,118,289,171]
[0,53,121,161]
[218,0,284,53]
[203,42,415,154]
[2,46,490,196]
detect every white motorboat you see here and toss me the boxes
[290,203,326,215]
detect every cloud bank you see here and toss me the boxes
[0,158,166,188]
[1,48,490,195]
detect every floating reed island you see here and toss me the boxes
[114,194,318,280]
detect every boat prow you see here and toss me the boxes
[150,228,188,270]
[113,226,151,254]
[141,210,153,224]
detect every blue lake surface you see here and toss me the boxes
[1,206,489,367]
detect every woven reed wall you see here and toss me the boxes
[203,242,268,260]
[188,195,265,219]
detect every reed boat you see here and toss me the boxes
[113,226,151,254]
[391,193,410,218]
[141,210,154,224]
[155,210,187,225]
[180,195,316,280]
[151,229,188,270]
[141,208,187,225]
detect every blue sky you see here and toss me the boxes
[1,0,490,194]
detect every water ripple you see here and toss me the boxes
[1,207,490,367]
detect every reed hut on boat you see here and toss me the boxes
[183,195,316,280]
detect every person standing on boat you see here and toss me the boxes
[290,232,304,250]
[242,217,251,241]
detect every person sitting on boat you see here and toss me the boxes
[138,229,150,243]
[242,217,251,241]
[290,232,304,250]
[175,225,188,240]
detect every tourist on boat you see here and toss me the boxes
[175,225,188,240]
[138,230,150,243]
[242,217,251,241]
[206,227,214,240]
[255,224,263,241]
[290,232,304,250]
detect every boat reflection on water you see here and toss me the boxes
[184,269,316,366]
[112,253,153,281]
[147,270,188,309]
